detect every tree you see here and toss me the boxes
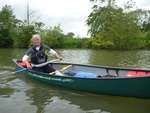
[0,5,16,47]
[15,23,36,48]
[90,0,116,7]
[34,22,45,33]
[135,9,150,32]
[66,32,75,38]
[42,25,65,48]
[87,0,142,49]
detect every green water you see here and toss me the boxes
[0,48,150,113]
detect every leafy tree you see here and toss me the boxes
[34,22,45,33]
[132,9,150,32]
[0,5,16,47]
[66,32,75,38]
[87,0,142,49]
[42,25,65,48]
[15,23,36,48]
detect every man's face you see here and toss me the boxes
[33,37,41,46]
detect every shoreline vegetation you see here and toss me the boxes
[0,0,150,50]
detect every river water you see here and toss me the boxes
[0,48,150,113]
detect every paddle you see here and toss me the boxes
[31,59,60,68]
[49,65,72,75]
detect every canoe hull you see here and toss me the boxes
[25,70,150,98]
[13,59,150,98]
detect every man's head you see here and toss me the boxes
[31,34,41,46]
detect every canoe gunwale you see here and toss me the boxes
[13,59,150,80]
[52,62,150,72]
[13,59,150,71]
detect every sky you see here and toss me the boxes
[0,0,150,37]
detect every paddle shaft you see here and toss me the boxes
[31,59,60,68]
[49,65,72,75]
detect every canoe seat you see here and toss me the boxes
[127,71,150,77]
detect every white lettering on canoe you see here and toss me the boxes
[30,73,74,83]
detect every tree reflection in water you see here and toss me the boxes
[25,79,150,113]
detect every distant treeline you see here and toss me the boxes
[0,0,150,50]
[0,5,89,49]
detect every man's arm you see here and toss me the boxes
[22,48,32,69]
[49,49,63,60]
[43,45,63,60]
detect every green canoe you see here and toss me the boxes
[13,59,150,98]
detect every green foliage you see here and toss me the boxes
[62,38,89,48]
[41,26,88,48]
[87,38,114,49]
[14,24,36,48]
[0,3,150,50]
[41,25,65,48]
[134,9,150,32]
[0,5,16,47]
[66,32,75,38]
[143,32,150,48]
[87,0,145,49]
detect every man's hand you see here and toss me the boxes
[27,64,32,70]
[23,61,32,70]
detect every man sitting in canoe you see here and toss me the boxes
[22,34,63,75]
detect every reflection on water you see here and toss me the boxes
[0,87,14,97]
[0,48,25,66]
[23,79,150,113]
[60,49,150,68]
[60,49,91,64]
[88,49,150,67]
[0,48,150,113]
